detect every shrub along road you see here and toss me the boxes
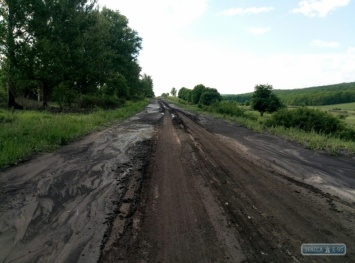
[1,100,354,262]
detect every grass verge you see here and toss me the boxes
[166,97,355,156]
[0,100,149,169]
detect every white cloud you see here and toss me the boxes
[249,27,271,35]
[141,40,355,95]
[217,7,274,16]
[98,0,208,95]
[97,1,355,95]
[311,40,340,48]
[98,0,208,32]
[347,46,355,54]
[292,0,350,17]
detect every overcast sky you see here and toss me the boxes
[98,0,355,95]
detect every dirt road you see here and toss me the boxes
[102,101,355,262]
[1,100,355,262]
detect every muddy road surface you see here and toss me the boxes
[102,100,355,263]
[1,100,355,263]
[0,102,163,263]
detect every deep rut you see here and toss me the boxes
[110,101,355,263]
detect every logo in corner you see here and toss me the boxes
[301,243,346,256]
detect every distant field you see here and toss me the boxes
[223,81,355,106]
[311,102,355,111]
[311,102,355,129]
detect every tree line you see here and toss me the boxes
[223,82,355,106]
[0,0,154,109]
[177,84,222,106]
[175,84,283,116]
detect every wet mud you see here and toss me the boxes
[107,101,354,263]
[0,101,163,263]
[1,99,355,263]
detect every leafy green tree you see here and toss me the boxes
[30,0,99,107]
[171,87,177,97]
[0,1,152,109]
[161,93,169,98]
[103,73,129,99]
[140,74,154,98]
[191,84,207,104]
[178,87,192,102]
[52,83,77,111]
[100,8,142,99]
[252,84,283,116]
[0,0,33,109]
[199,88,221,106]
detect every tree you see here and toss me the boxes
[30,0,99,107]
[100,8,142,99]
[0,0,33,109]
[178,87,192,102]
[199,89,221,106]
[140,74,154,98]
[0,1,151,110]
[171,87,177,97]
[251,84,283,116]
[191,84,206,104]
[161,93,169,98]
[103,73,129,99]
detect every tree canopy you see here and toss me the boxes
[0,1,154,109]
[171,87,177,97]
[251,84,283,116]
[178,87,192,102]
[178,84,221,106]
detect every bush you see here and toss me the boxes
[209,101,245,117]
[199,91,221,106]
[266,108,347,135]
[338,113,348,119]
[336,129,355,141]
[77,94,123,109]
[244,112,258,121]
[52,84,78,110]
[0,110,17,123]
[0,90,7,108]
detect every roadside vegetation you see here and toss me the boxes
[0,100,148,169]
[0,1,154,110]
[0,2,155,169]
[165,84,355,156]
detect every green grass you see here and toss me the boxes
[166,97,355,156]
[311,102,355,111]
[0,100,149,169]
[309,102,355,129]
[267,126,355,155]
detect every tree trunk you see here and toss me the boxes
[6,0,23,110]
[7,84,24,110]
[42,83,49,109]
